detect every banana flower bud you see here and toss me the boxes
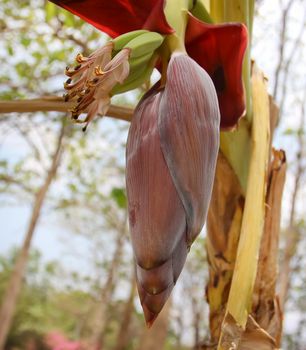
[126,53,220,326]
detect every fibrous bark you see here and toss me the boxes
[205,151,244,347]
[252,149,286,347]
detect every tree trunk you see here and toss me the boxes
[112,279,136,350]
[174,305,184,350]
[0,122,66,350]
[136,300,171,350]
[272,0,295,100]
[89,220,127,350]
[193,307,201,350]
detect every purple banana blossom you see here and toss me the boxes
[126,53,220,326]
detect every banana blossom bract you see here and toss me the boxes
[126,53,220,325]
[50,0,173,37]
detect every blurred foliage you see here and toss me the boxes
[0,249,196,349]
[0,249,91,345]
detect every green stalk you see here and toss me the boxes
[228,69,270,323]
[210,0,224,23]
[223,0,249,24]
[220,121,251,194]
[191,1,213,23]
[164,0,191,53]
[202,0,210,11]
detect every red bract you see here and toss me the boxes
[186,14,248,129]
[50,0,173,37]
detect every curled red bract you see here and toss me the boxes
[186,14,248,129]
[50,0,174,37]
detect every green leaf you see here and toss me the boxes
[7,45,14,56]
[21,37,31,48]
[69,183,78,193]
[283,128,295,135]
[45,2,57,22]
[111,187,127,209]
[64,12,75,27]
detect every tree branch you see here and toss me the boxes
[273,0,296,100]
[0,96,134,122]
[279,98,305,309]
[0,174,33,193]
[278,8,306,119]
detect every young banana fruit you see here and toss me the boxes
[111,30,164,94]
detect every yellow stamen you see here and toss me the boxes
[94,66,105,76]
[76,53,87,63]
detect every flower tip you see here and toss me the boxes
[142,304,158,329]
[146,318,156,329]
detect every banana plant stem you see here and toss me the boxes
[210,0,224,22]
[217,65,270,349]
[164,0,191,54]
